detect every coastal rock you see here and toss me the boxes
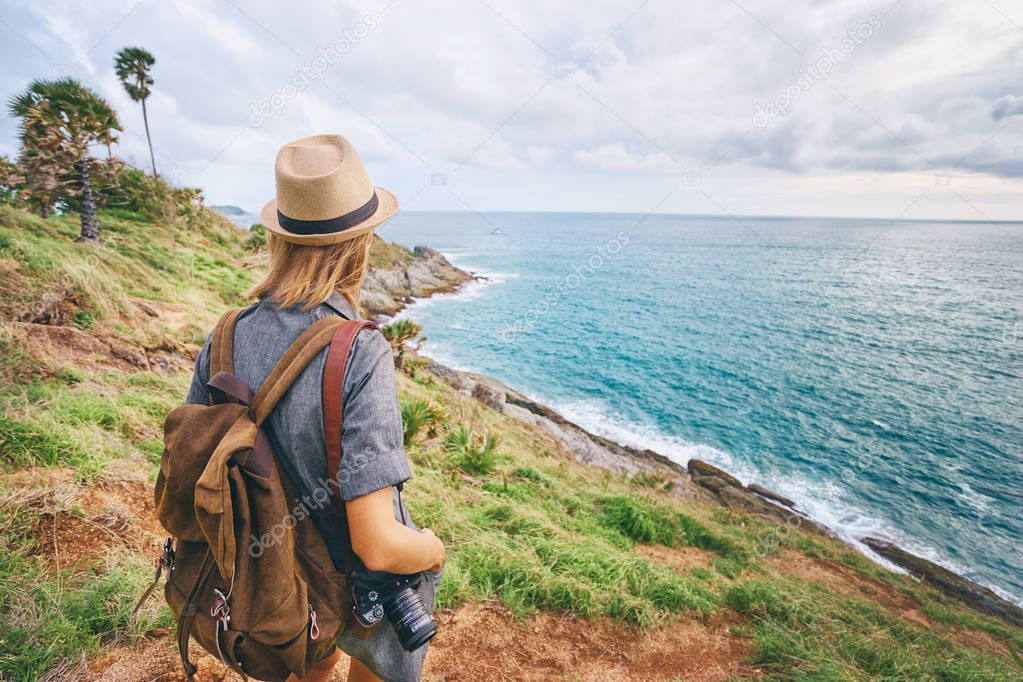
[361,269,409,317]
[425,360,474,393]
[471,380,506,412]
[688,459,830,534]
[423,357,697,494]
[862,537,1023,628]
[361,244,472,318]
[406,246,470,297]
[748,483,796,508]
[688,459,743,489]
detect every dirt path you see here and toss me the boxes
[87,602,755,682]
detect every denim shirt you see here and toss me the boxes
[186,292,412,568]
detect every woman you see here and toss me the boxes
[186,134,445,682]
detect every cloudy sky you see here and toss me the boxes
[1,0,1022,220]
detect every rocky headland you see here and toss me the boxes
[362,241,474,317]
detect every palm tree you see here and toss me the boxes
[114,47,157,176]
[380,319,426,371]
[8,78,122,241]
[10,105,70,217]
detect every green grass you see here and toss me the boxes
[0,495,170,680]
[1,202,1022,680]
[1,373,187,477]
[726,577,1023,680]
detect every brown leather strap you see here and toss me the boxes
[131,557,164,617]
[177,550,216,678]
[323,320,379,575]
[207,371,254,406]
[209,308,244,380]
[249,317,345,425]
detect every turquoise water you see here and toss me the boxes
[377,212,1023,604]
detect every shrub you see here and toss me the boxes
[0,154,22,207]
[91,164,171,219]
[244,223,266,251]
[380,319,425,371]
[399,396,445,446]
[444,424,500,476]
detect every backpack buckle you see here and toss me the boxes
[308,603,320,640]
[161,538,175,574]
[211,587,231,624]
[211,589,234,671]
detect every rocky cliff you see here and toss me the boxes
[362,243,473,317]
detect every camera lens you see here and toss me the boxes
[384,586,437,652]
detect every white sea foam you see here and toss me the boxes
[392,252,515,320]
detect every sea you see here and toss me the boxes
[376,211,1023,606]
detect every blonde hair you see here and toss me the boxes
[248,232,375,312]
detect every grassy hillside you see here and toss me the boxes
[0,203,1021,680]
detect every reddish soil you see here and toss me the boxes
[15,469,167,570]
[422,602,755,682]
[87,602,755,682]
[8,294,202,380]
[9,322,141,374]
[766,550,919,611]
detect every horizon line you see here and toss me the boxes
[392,208,1023,225]
[209,205,1023,226]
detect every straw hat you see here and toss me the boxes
[260,134,398,245]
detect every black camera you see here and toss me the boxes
[351,567,437,651]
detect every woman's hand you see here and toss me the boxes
[419,528,445,573]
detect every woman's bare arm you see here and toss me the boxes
[346,487,445,575]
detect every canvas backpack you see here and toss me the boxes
[138,307,377,681]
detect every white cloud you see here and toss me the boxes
[0,0,1021,219]
[992,94,1023,120]
[573,143,679,172]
